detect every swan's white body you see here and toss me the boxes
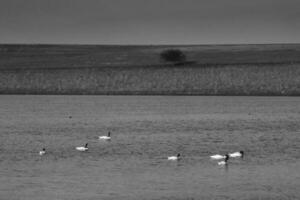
[168,154,180,161]
[76,144,88,151]
[39,149,46,155]
[218,160,227,165]
[168,156,178,161]
[99,132,111,141]
[76,146,88,151]
[210,154,225,160]
[229,151,243,158]
[217,155,229,166]
[99,136,111,140]
[76,147,88,151]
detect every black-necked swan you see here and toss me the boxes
[76,143,88,151]
[229,151,244,158]
[218,154,229,165]
[168,153,180,161]
[210,154,226,160]
[99,131,111,140]
[39,148,46,155]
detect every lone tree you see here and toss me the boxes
[160,49,186,63]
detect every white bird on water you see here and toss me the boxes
[218,154,229,166]
[168,153,181,161]
[210,154,226,160]
[39,148,46,155]
[76,143,88,151]
[99,132,111,141]
[229,151,244,158]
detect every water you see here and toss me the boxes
[0,95,299,200]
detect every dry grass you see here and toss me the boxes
[0,63,300,95]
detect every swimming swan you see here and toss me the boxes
[39,148,46,155]
[210,154,226,160]
[229,151,244,158]
[76,143,88,151]
[99,132,111,140]
[168,153,181,161]
[218,154,229,165]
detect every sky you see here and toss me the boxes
[0,0,299,45]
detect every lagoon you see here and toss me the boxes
[0,95,299,199]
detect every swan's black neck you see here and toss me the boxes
[240,151,244,158]
[225,154,229,162]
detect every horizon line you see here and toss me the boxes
[0,42,299,46]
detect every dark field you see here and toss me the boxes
[0,44,300,95]
[1,44,300,69]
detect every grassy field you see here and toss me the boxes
[0,44,300,95]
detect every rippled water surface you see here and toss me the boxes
[0,96,299,200]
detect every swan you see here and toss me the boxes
[168,153,180,161]
[76,143,88,151]
[210,154,225,160]
[218,154,229,165]
[99,131,111,140]
[229,151,244,158]
[39,148,46,155]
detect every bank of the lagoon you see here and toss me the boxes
[0,44,300,95]
[0,63,300,95]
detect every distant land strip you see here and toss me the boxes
[0,44,300,95]
[0,61,300,71]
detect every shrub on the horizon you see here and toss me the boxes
[160,49,186,63]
